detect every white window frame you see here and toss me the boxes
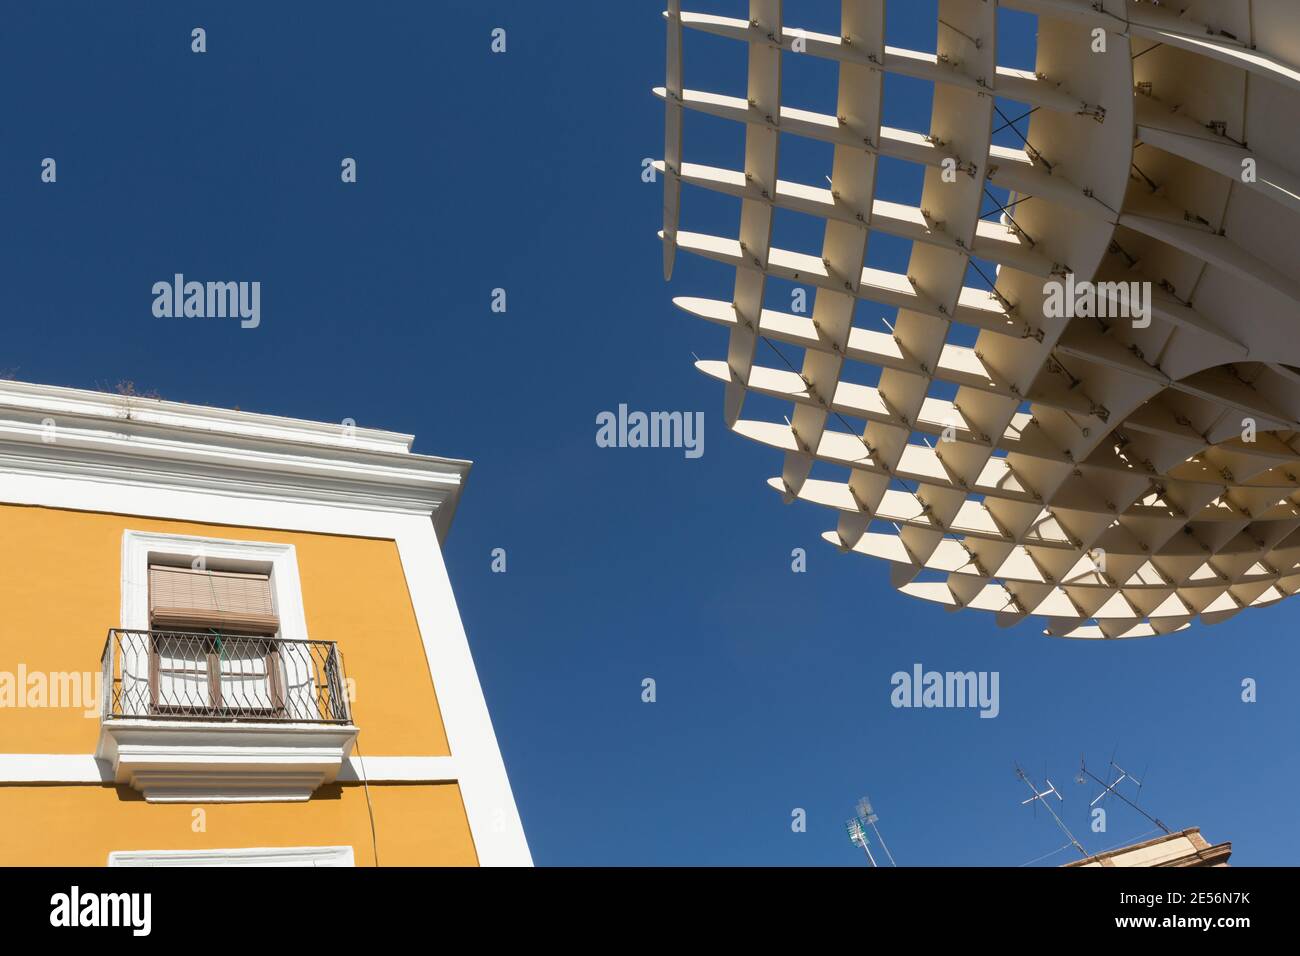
[121,530,309,641]
[108,846,355,867]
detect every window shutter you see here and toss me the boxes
[149,565,279,634]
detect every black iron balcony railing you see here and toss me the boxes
[100,628,352,724]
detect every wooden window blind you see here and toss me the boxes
[148,564,279,634]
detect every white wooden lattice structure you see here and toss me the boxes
[656,1,1300,637]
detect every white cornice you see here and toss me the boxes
[0,379,414,453]
[0,379,471,537]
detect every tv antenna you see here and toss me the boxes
[853,796,897,866]
[1015,763,1087,860]
[845,816,878,867]
[1076,754,1171,835]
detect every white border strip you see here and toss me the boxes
[0,754,459,784]
[339,755,458,782]
[0,754,108,783]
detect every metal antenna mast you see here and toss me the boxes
[1077,755,1172,836]
[1015,763,1087,860]
[856,796,897,866]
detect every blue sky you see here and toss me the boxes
[3,1,1296,866]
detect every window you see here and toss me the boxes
[149,633,284,717]
[111,531,348,725]
[148,564,279,633]
[146,564,283,717]
[119,532,310,642]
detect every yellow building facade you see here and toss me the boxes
[0,380,530,866]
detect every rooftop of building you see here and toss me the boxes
[0,378,470,538]
[1063,828,1232,867]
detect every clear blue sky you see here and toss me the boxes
[3,1,1295,866]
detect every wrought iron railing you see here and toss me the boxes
[101,629,351,723]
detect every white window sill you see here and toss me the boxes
[95,718,359,803]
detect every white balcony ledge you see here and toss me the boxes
[95,718,359,803]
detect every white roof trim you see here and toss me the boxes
[0,379,471,537]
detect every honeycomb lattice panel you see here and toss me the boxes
[656,0,1300,637]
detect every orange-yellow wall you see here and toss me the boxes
[0,504,477,866]
[0,504,448,756]
[0,782,478,866]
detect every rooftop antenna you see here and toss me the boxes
[855,796,897,867]
[1015,763,1087,860]
[1077,754,1172,835]
[845,816,878,867]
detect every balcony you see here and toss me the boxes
[101,628,352,723]
[95,629,359,803]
